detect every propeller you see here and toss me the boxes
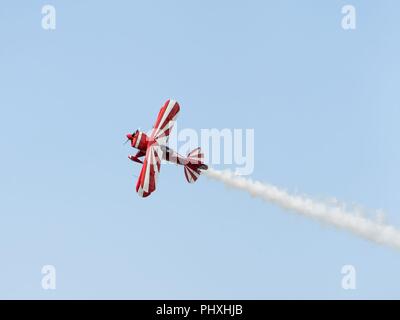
[124,131,137,145]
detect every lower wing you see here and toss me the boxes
[135,144,162,197]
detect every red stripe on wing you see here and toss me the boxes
[135,144,162,197]
[151,99,180,143]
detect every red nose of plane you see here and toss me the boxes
[126,133,133,140]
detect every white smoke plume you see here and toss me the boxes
[204,169,400,250]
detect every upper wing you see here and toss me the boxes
[135,143,162,197]
[150,99,180,145]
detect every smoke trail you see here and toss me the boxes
[204,168,400,250]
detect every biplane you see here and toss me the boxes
[126,99,208,197]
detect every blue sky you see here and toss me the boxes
[1,0,400,299]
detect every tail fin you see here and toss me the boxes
[184,147,208,183]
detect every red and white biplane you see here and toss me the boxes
[126,99,208,197]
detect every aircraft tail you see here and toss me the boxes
[184,147,208,183]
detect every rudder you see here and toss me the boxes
[184,147,208,183]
